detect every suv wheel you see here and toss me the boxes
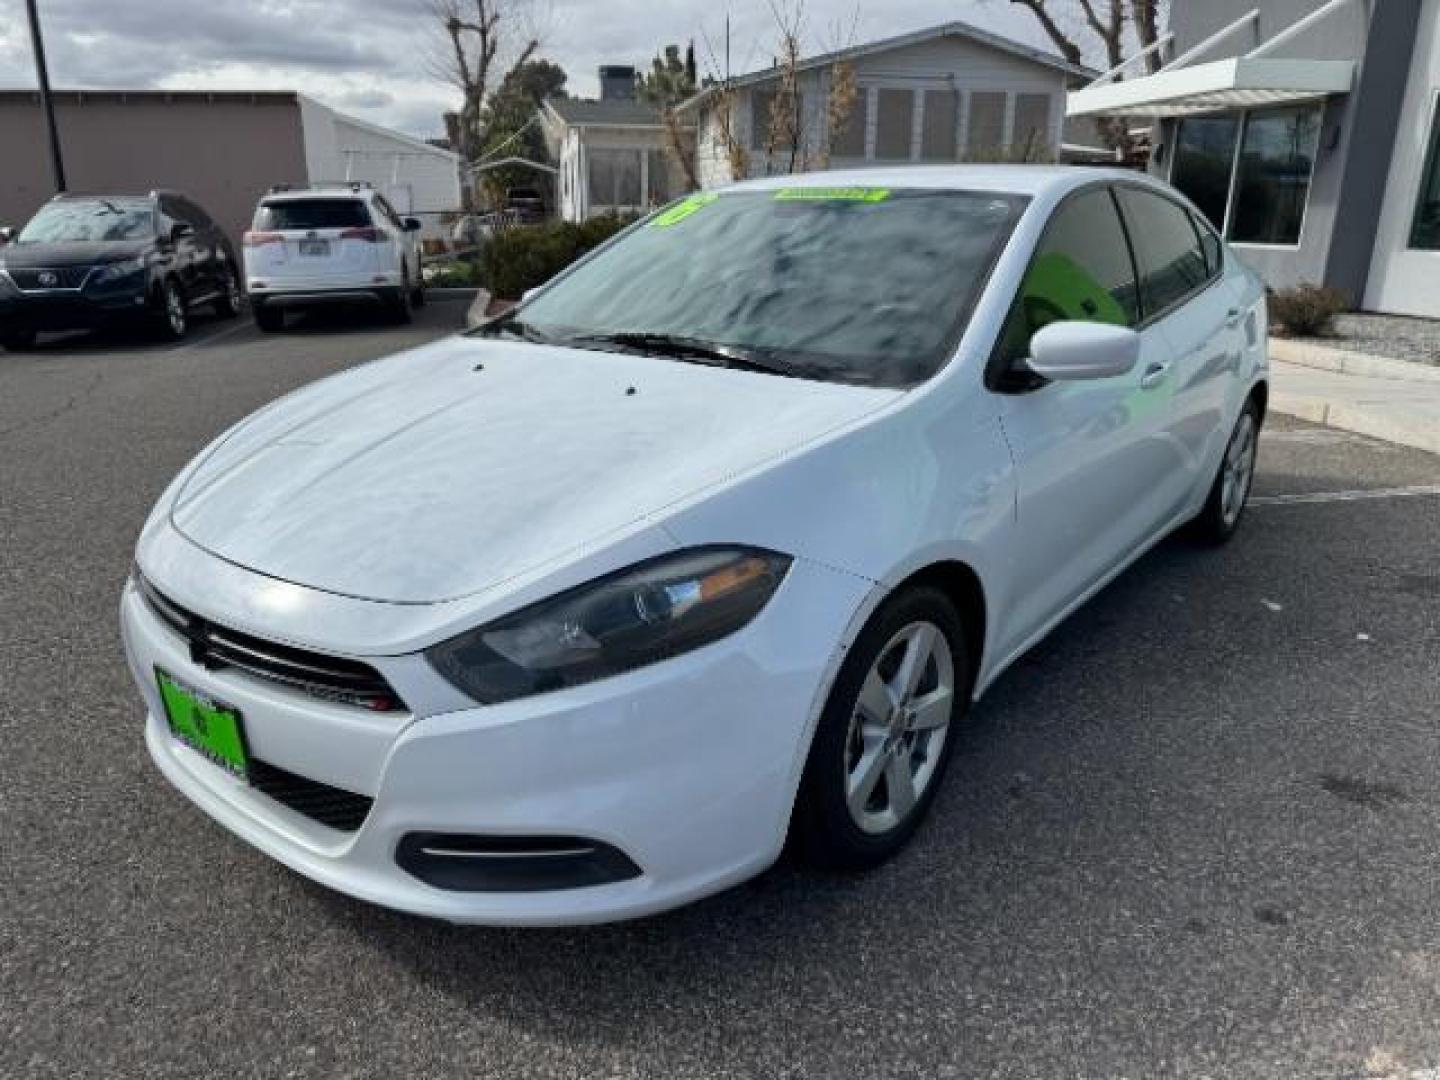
[390,272,414,325]
[791,586,967,869]
[214,265,242,319]
[154,279,188,341]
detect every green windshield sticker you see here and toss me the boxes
[774,187,891,203]
[652,193,720,228]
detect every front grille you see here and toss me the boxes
[6,266,93,291]
[138,575,406,712]
[248,757,373,832]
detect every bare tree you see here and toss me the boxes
[1006,0,1170,151]
[427,0,545,164]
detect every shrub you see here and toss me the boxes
[1269,283,1348,337]
[482,213,637,300]
[423,261,480,289]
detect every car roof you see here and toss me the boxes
[725,165,1146,200]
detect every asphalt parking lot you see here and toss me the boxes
[2,305,1438,1079]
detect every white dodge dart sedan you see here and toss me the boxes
[121,167,1267,926]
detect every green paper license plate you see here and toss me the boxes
[156,668,249,779]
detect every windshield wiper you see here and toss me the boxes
[471,315,556,345]
[571,332,797,378]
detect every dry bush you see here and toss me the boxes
[1269,284,1348,337]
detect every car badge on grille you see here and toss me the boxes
[37,271,58,287]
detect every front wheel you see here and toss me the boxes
[1,329,36,351]
[791,586,967,870]
[1191,398,1261,544]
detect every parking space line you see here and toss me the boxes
[169,319,254,354]
[1251,484,1440,506]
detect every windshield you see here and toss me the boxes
[256,199,371,231]
[504,188,1024,388]
[17,199,155,243]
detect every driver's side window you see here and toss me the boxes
[993,187,1140,377]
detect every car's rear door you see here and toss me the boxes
[1113,185,1239,505]
[988,185,1193,655]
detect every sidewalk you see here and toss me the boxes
[1270,356,1440,455]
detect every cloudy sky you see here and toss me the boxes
[0,0,1116,140]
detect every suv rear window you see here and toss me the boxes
[255,199,371,231]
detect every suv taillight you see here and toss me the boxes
[243,231,284,247]
[339,227,382,242]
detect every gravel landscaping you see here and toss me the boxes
[1284,311,1440,366]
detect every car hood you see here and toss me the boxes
[0,240,151,268]
[169,336,897,604]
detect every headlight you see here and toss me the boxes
[93,257,146,284]
[427,547,792,704]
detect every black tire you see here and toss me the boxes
[214,264,242,319]
[411,262,426,308]
[389,277,414,325]
[1191,397,1262,544]
[153,278,188,342]
[253,304,285,333]
[791,586,968,870]
[1,329,36,352]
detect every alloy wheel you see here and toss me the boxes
[844,620,956,835]
[165,283,187,337]
[1220,411,1258,527]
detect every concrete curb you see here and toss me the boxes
[1269,391,1440,455]
[1270,338,1440,383]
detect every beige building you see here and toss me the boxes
[0,91,461,245]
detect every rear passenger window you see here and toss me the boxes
[1115,187,1210,316]
[995,188,1139,366]
[255,199,371,230]
[1192,211,1223,277]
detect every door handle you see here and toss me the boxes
[1225,306,1245,328]
[1140,361,1171,389]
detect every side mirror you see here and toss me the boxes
[1026,321,1140,381]
[170,222,195,242]
[0,226,13,244]
[403,217,423,232]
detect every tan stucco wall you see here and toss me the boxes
[0,95,309,246]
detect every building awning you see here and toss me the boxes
[1067,58,1354,119]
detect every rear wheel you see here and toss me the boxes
[1192,398,1261,544]
[214,264,242,319]
[253,303,285,333]
[153,279,187,341]
[792,586,967,869]
[411,260,426,308]
[390,273,414,325]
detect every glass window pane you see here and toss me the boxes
[875,88,915,160]
[997,188,1139,365]
[1410,100,1440,250]
[614,151,641,206]
[1013,93,1052,157]
[519,190,1024,389]
[1116,187,1210,315]
[647,150,670,205]
[1171,115,1239,230]
[967,92,1006,156]
[588,149,616,207]
[921,89,958,161]
[1230,105,1321,245]
[831,88,867,158]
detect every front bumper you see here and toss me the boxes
[0,286,151,332]
[119,556,869,925]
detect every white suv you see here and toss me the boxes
[243,184,424,331]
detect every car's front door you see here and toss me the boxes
[159,196,205,300]
[988,185,1193,659]
[1113,186,1239,508]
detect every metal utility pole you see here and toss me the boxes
[25,0,67,193]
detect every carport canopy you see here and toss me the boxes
[1066,57,1355,119]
